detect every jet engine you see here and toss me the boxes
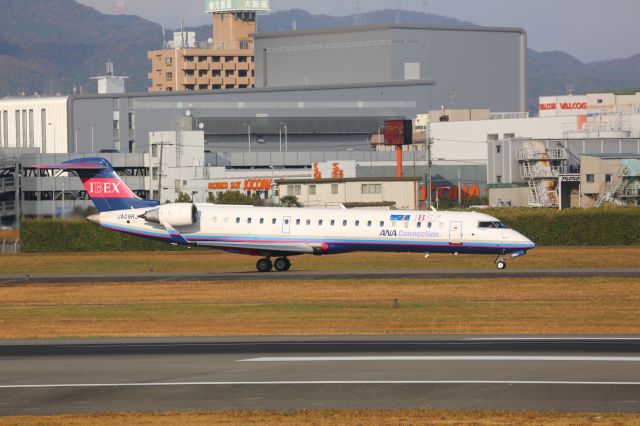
[142,204,198,227]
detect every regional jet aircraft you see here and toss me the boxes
[37,158,535,272]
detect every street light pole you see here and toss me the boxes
[90,124,95,153]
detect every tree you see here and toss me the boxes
[175,192,192,203]
[279,195,302,207]
[208,191,265,206]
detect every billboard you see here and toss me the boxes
[383,119,413,146]
[205,0,271,13]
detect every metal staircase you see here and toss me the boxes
[595,160,640,207]
[517,143,567,208]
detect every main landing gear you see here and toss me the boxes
[256,257,291,273]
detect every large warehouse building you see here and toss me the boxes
[254,25,527,113]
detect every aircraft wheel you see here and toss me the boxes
[256,258,273,273]
[274,257,289,272]
[496,260,507,270]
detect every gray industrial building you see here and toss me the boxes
[69,80,434,154]
[254,25,527,113]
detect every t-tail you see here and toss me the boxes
[34,157,159,212]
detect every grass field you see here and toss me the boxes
[2,276,638,338]
[1,246,639,274]
[4,410,640,425]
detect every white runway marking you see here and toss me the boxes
[0,380,639,389]
[240,355,640,362]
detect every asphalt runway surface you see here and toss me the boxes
[1,336,640,415]
[0,267,639,284]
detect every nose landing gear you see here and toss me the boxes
[495,255,507,270]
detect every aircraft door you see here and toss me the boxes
[449,221,463,244]
[282,216,291,234]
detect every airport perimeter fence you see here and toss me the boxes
[19,208,640,252]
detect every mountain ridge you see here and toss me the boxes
[0,0,637,114]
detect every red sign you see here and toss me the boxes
[559,102,587,110]
[539,103,556,110]
[418,184,481,202]
[82,178,136,198]
[383,119,413,146]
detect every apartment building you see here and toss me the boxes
[148,11,257,92]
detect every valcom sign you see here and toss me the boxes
[559,102,587,110]
[205,0,270,13]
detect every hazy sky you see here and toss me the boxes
[77,0,639,62]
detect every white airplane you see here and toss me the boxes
[37,158,535,272]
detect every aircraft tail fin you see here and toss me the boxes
[33,157,159,213]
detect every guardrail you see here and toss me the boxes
[517,148,567,161]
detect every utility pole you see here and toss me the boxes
[426,117,433,209]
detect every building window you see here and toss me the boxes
[496,175,502,184]
[166,87,173,92]
[287,185,301,196]
[503,133,515,139]
[586,174,595,183]
[240,41,249,50]
[15,111,20,147]
[166,72,173,80]
[331,184,339,195]
[152,167,158,180]
[21,110,27,147]
[487,134,499,141]
[165,57,172,65]
[3,110,8,148]
[212,56,221,62]
[361,184,382,195]
[605,174,612,183]
[151,144,158,157]
[28,110,34,147]
[309,185,316,195]
[496,145,502,154]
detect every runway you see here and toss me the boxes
[0,267,639,284]
[1,336,639,415]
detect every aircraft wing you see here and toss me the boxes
[194,240,325,255]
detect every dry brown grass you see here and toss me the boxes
[2,246,640,274]
[2,410,639,425]
[1,277,638,338]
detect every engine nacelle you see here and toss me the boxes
[142,204,197,227]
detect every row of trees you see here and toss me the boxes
[175,191,302,207]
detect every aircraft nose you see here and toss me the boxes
[87,214,100,225]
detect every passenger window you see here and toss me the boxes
[343,220,347,226]
[306,219,311,225]
[380,221,385,227]
[331,220,335,226]
[319,220,323,226]
[417,222,422,229]
[428,222,432,228]
[235,217,240,224]
[296,219,301,225]
[355,220,360,227]
[272,218,276,225]
[247,218,252,224]
[260,218,264,224]
[367,221,372,227]
[284,219,289,225]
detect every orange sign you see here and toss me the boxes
[208,179,273,191]
[331,162,344,179]
[313,163,322,180]
[418,184,481,202]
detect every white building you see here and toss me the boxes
[0,96,69,153]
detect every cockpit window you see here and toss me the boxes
[478,221,509,229]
